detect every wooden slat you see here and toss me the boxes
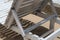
[0,24,20,40]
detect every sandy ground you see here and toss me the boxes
[0,14,60,40]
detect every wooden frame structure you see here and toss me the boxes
[2,0,60,40]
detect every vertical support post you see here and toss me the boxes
[7,15,14,28]
[49,0,57,30]
[49,18,55,31]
